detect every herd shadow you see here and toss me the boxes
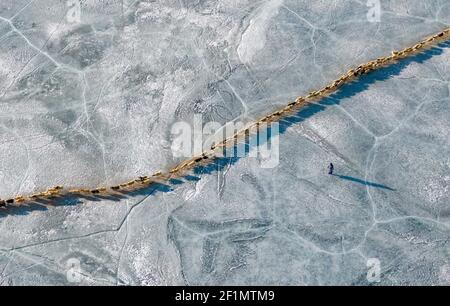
[1,40,448,218]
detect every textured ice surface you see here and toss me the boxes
[0,0,449,285]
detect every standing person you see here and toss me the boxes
[328,163,334,175]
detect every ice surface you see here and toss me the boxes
[0,0,449,285]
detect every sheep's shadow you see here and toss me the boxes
[1,40,448,218]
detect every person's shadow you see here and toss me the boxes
[331,174,396,191]
[1,39,448,217]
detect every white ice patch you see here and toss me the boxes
[237,0,283,64]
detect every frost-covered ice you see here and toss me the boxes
[0,0,449,285]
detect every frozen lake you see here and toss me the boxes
[0,0,449,285]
